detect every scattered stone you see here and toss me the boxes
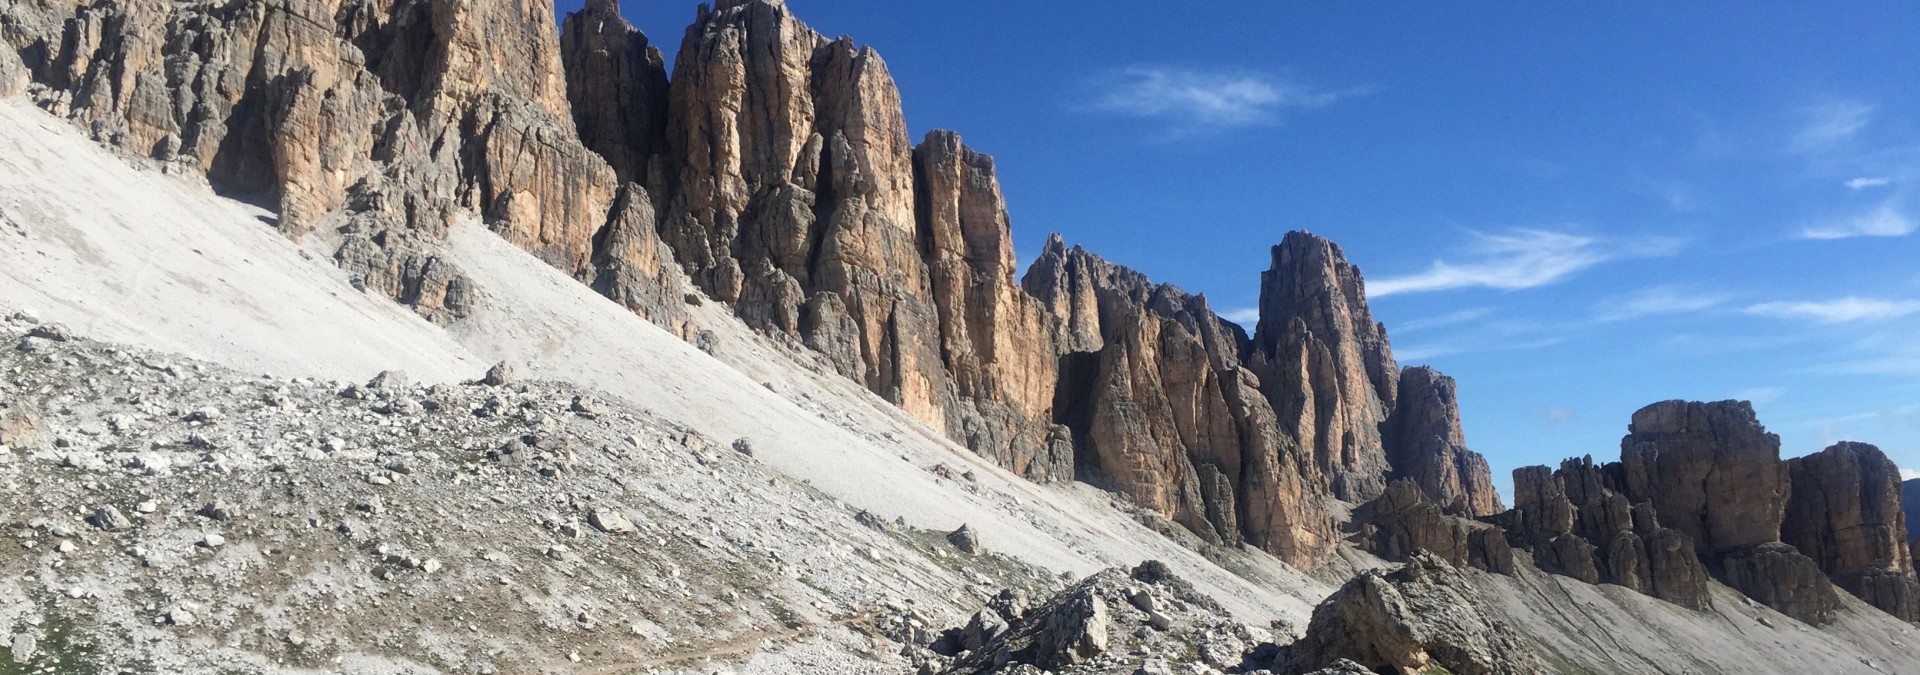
[947,524,979,555]
[588,508,634,534]
[731,437,754,457]
[28,323,71,342]
[482,361,516,386]
[89,505,133,532]
[197,500,233,521]
[199,533,226,548]
[11,633,38,662]
[367,370,410,390]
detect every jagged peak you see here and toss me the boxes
[582,0,622,17]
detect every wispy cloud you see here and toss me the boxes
[1369,228,1685,297]
[1394,308,1493,334]
[1792,99,1874,154]
[1086,66,1361,131]
[1591,285,1727,323]
[1800,202,1916,240]
[1395,336,1563,362]
[1734,386,1787,405]
[1221,307,1261,325]
[1541,406,1576,426]
[1744,297,1920,324]
[1847,177,1893,190]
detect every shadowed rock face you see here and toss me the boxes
[1784,442,1920,621]
[1245,232,1398,503]
[1617,401,1837,623]
[1502,458,1711,610]
[1024,239,1332,567]
[1905,478,1920,568]
[561,0,670,189]
[1383,366,1502,517]
[1620,401,1789,555]
[1501,401,1846,623]
[1354,479,1514,576]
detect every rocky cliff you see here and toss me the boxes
[1,0,1504,572]
[1783,442,1920,622]
[1502,457,1711,609]
[1384,366,1502,517]
[1502,401,1879,624]
[1,0,641,323]
[1024,237,1333,566]
[1245,233,1399,503]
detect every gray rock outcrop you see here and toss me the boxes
[1286,550,1548,675]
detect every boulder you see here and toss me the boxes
[1286,551,1548,675]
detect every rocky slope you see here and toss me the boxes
[0,0,1507,570]
[9,0,1920,671]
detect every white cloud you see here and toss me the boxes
[1221,307,1261,325]
[1394,308,1493,333]
[1368,228,1684,297]
[1394,336,1563,363]
[1800,203,1916,240]
[1541,406,1576,425]
[1591,286,1727,323]
[1087,66,1358,129]
[1902,468,1920,482]
[1744,297,1920,324]
[1734,386,1787,405]
[1792,99,1874,154]
[1847,176,1893,190]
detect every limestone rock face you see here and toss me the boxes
[1502,458,1711,610]
[1383,366,1502,517]
[1354,479,1513,575]
[560,0,670,188]
[1783,442,1920,621]
[1721,543,1840,625]
[915,131,1060,477]
[1616,400,1840,622]
[1025,238,1333,566]
[1245,232,1397,502]
[5,0,623,320]
[591,184,695,338]
[1287,550,1548,675]
[1620,400,1787,554]
[656,0,964,459]
[1905,478,1920,568]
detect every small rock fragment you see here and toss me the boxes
[89,505,133,532]
[588,508,634,534]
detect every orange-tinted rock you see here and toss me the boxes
[1025,239,1333,567]
[1245,232,1397,502]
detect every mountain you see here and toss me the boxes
[3,0,1919,672]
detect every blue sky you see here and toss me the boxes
[572,1,1920,495]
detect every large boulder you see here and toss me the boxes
[1286,551,1548,675]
